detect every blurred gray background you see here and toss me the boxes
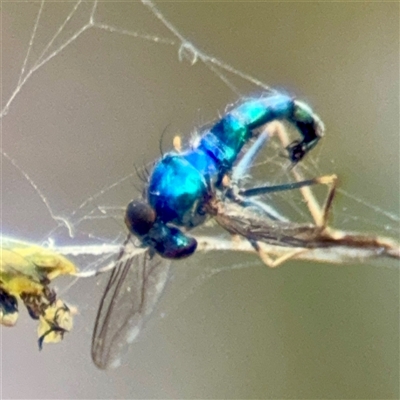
[1,2,399,399]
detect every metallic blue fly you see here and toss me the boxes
[128,94,323,258]
[92,93,325,369]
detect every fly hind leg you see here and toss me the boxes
[266,121,338,228]
[251,240,308,268]
[244,122,338,267]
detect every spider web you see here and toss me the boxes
[1,2,399,398]
[2,0,399,342]
[3,0,398,265]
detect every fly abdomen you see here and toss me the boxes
[195,94,324,176]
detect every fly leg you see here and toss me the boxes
[238,173,338,228]
[230,121,335,224]
[232,130,270,182]
[251,240,308,268]
[266,121,338,227]
[224,121,336,268]
[237,168,337,267]
[223,173,337,267]
[227,130,290,222]
[230,121,338,267]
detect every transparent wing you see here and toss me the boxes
[91,239,171,369]
[212,199,318,248]
[213,198,400,260]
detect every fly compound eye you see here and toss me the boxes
[125,200,156,237]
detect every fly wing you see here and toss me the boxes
[91,239,171,369]
[212,199,318,248]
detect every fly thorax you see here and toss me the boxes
[148,154,208,227]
